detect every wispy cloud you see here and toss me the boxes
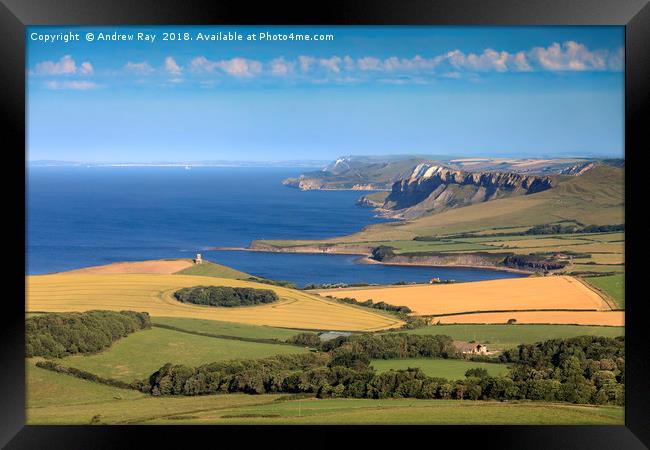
[44,80,100,90]
[124,61,155,74]
[190,56,262,77]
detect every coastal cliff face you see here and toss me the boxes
[379,164,555,219]
[370,247,567,272]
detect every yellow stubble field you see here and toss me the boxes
[26,273,403,332]
[316,276,618,326]
[433,310,624,326]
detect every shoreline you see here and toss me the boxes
[210,246,534,276]
[353,255,533,275]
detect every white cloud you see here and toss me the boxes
[79,62,94,75]
[319,56,342,73]
[189,56,216,72]
[512,51,532,71]
[446,49,510,72]
[44,80,99,90]
[33,55,93,76]
[608,47,624,70]
[124,61,155,74]
[217,58,262,77]
[357,56,382,71]
[297,55,315,72]
[527,41,617,71]
[164,56,182,75]
[269,57,294,76]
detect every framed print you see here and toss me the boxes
[2,0,648,447]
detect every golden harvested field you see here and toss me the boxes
[26,273,402,331]
[64,259,194,275]
[434,311,624,326]
[317,276,610,316]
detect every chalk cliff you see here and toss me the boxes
[379,164,555,219]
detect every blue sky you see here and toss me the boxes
[27,26,624,162]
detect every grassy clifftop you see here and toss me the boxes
[175,260,251,279]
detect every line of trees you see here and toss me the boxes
[246,277,298,289]
[173,286,278,307]
[139,335,623,405]
[320,333,458,359]
[526,223,624,235]
[26,310,151,358]
[326,296,412,314]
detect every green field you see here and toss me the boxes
[371,358,509,378]
[584,274,625,309]
[151,316,302,341]
[27,362,146,409]
[26,365,622,425]
[55,327,308,382]
[143,398,624,425]
[174,260,250,279]
[392,324,624,350]
[568,264,625,274]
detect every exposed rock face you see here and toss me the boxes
[381,164,555,219]
[356,196,384,208]
[559,162,595,176]
[356,191,390,208]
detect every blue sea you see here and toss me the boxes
[27,166,523,286]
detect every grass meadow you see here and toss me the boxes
[370,358,510,378]
[52,327,308,382]
[585,273,625,309]
[151,316,302,341]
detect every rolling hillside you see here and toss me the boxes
[26,273,403,331]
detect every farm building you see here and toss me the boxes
[453,341,489,355]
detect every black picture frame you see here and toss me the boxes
[2,0,648,448]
